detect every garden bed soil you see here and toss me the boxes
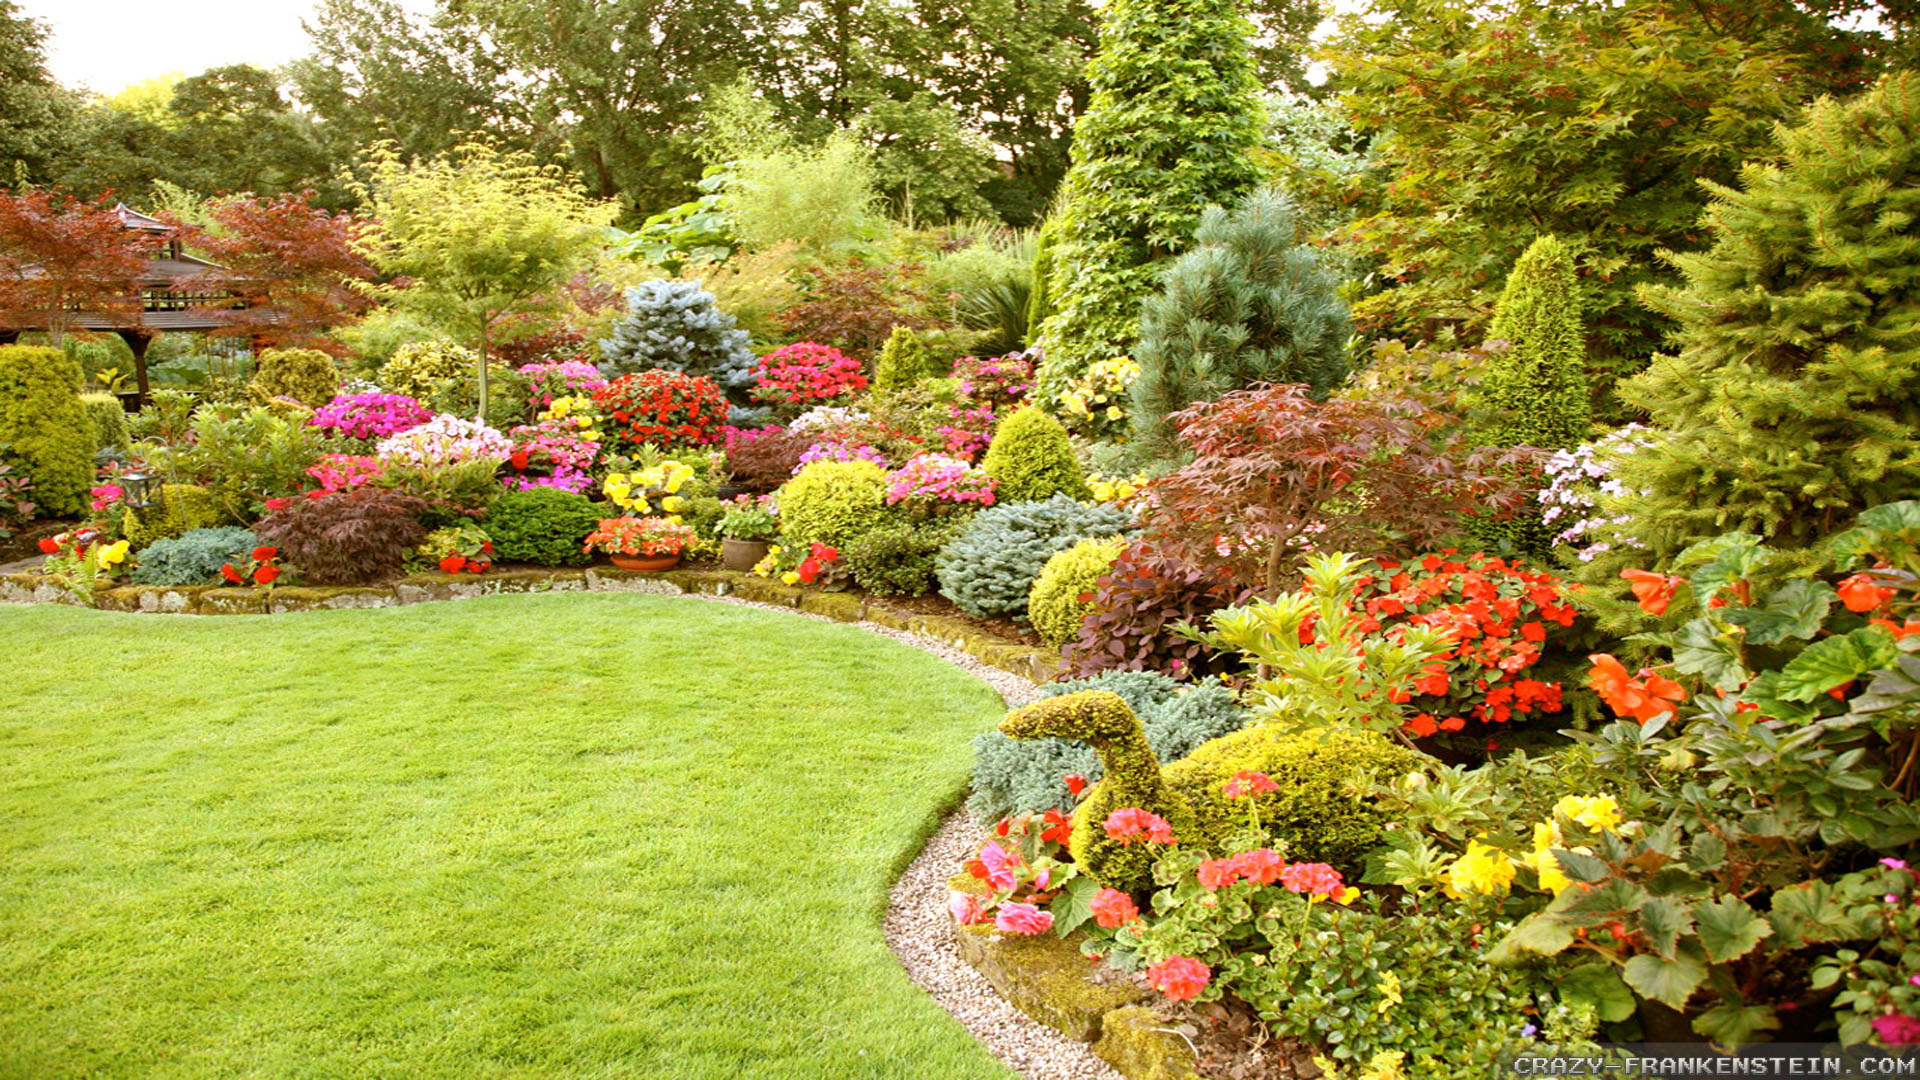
[0,517,69,567]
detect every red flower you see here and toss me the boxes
[220,564,244,584]
[1197,857,1241,890]
[1588,653,1687,724]
[1232,848,1285,886]
[252,546,278,562]
[466,562,486,574]
[252,565,281,585]
[36,537,58,554]
[1221,770,1280,799]
[1839,573,1895,613]
[1620,568,1683,616]
[511,450,531,470]
[264,498,291,511]
[1064,773,1087,797]
[1089,888,1139,928]
[1280,862,1344,898]
[1146,956,1211,1002]
[1039,809,1072,846]
[1104,807,1176,846]
[440,555,467,573]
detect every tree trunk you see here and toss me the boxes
[475,314,490,424]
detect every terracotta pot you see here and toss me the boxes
[609,552,680,572]
[721,538,771,571]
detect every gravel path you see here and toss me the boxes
[703,593,1122,1080]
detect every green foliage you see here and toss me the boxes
[597,280,757,397]
[842,522,951,597]
[775,459,894,549]
[1130,187,1352,455]
[1026,218,1057,338]
[483,488,602,567]
[1028,536,1127,647]
[1478,236,1590,450]
[872,326,942,391]
[1591,72,1920,572]
[78,392,129,454]
[1031,0,1265,398]
[998,690,1197,890]
[380,341,475,401]
[122,484,228,549]
[1164,725,1431,870]
[134,404,334,518]
[0,345,90,515]
[247,347,341,410]
[935,494,1135,618]
[334,308,443,369]
[980,406,1091,503]
[728,134,884,255]
[130,526,259,586]
[969,669,1248,821]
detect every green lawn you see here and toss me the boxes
[0,594,1013,1080]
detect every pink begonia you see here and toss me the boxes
[886,454,997,508]
[977,840,1021,893]
[89,485,123,511]
[948,892,990,926]
[519,361,607,408]
[993,902,1053,936]
[795,435,888,472]
[309,393,434,440]
[752,343,867,405]
[502,466,595,494]
[507,418,601,474]
[308,455,384,492]
[375,414,512,468]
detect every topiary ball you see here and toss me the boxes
[248,347,341,409]
[980,405,1091,503]
[1028,535,1128,646]
[776,459,894,549]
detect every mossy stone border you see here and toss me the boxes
[0,567,1067,685]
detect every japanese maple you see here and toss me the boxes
[0,187,162,346]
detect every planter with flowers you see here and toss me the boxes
[716,496,778,571]
[583,516,695,572]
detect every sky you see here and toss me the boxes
[19,0,328,95]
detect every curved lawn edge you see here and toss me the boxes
[0,594,1023,1079]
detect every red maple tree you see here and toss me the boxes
[0,188,162,346]
[176,190,376,353]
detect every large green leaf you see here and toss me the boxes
[1565,878,1650,921]
[1679,532,1769,602]
[1553,848,1611,884]
[1623,950,1708,1010]
[1050,876,1099,937]
[1776,628,1900,702]
[1561,962,1637,1023]
[1487,913,1576,962]
[1769,881,1877,946]
[1638,896,1695,959]
[1723,579,1833,645]
[1672,618,1749,691]
[1694,895,1773,963]
[1692,1001,1781,1047]
[1857,501,1920,533]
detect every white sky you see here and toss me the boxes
[19,0,327,95]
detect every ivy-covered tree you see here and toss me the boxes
[1130,187,1350,457]
[1030,0,1266,400]
[1588,71,1920,576]
[1474,235,1589,451]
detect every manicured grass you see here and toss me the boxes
[0,595,1015,1079]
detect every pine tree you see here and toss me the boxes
[1030,0,1266,402]
[1476,235,1590,450]
[1590,71,1920,576]
[1130,187,1350,457]
[599,279,757,395]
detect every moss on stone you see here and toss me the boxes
[799,591,866,622]
[1093,1007,1200,1080]
[954,923,1148,1042]
[199,590,269,615]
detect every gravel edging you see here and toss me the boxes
[700,592,1122,1080]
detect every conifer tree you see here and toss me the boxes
[1030,0,1265,402]
[1590,72,1920,574]
[1476,235,1590,450]
[1130,187,1350,457]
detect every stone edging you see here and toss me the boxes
[0,566,1067,686]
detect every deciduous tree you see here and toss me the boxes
[0,187,161,346]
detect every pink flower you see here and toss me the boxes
[1281,862,1345,898]
[1232,849,1285,887]
[1874,1014,1920,1047]
[1221,770,1280,799]
[949,892,990,925]
[1104,808,1176,846]
[1146,956,1211,1002]
[977,841,1021,893]
[1197,857,1242,891]
[1089,888,1139,928]
[994,902,1054,936]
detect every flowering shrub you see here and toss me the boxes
[504,418,601,494]
[1537,424,1654,562]
[536,394,604,443]
[885,454,996,514]
[936,405,997,460]
[594,369,728,450]
[715,496,777,541]
[752,343,868,409]
[519,360,608,409]
[411,523,494,574]
[38,527,129,603]
[1087,472,1150,509]
[603,461,697,521]
[308,454,384,492]
[218,544,285,587]
[953,351,1036,411]
[796,433,889,472]
[1058,356,1137,440]
[949,810,1081,935]
[582,516,695,558]
[787,405,871,434]
[375,415,512,469]
[309,393,433,441]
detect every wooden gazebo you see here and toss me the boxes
[0,205,264,399]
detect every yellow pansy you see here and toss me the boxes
[98,540,130,566]
[1555,795,1623,833]
[1447,839,1515,897]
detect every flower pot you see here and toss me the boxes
[609,552,680,572]
[721,538,771,571]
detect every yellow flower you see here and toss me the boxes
[1335,886,1361,905]
[1447,839,1515,897]
[99,540,130,566]
[1556,795,1623,833]
[661,495,686,513]
[780,571,801,585]
[1104,405,1124,421]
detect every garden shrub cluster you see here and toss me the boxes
[1027,536,1126,647]
[130,526,261,586]
[777,459,892,549]
[80,393,130,454]
[934,494,1133,619]
[0,345,91,516]
[484,488,602,567]
[123,484,227,548]
[248,348,341,409]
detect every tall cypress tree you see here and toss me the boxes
[1477,234,1590,450]
[1589,71,1920,576]
[1130,187,1350,457]
[1031,0,1265,403]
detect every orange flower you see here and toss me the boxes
[1620,568,1683,616]
[1838,574,1895,613]
[1871,618,1920,640]
[1588,653,1686,724]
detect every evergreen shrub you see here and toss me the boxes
[0,345,90,516]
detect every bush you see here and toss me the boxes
[1476,234,1590,451]
[598,280,757,397]
[969,670,1247,821]
[0,345,91,516]
[873,326,943,390]
[777,459,893,549]
[79,392,130,454]
[309,393,434,441]
[122,484,228,549]
[133,404,336,519]
[935,494,1134,619]
[1162,725,1430,871]
[380,341,475,401]
[843,523,951,597]
[723,426,811,491]
[594,369,728,451]
[375,415,511,469]
[752,342,869,413]
[1130,187,1352,457]
[248,347,341,409]
[1063,542,1252,681]
[130,526,260,586]
[980,406,1090,503]
[1028,536,1128,646]
[483,488,602,567]
[254,488,429,585]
